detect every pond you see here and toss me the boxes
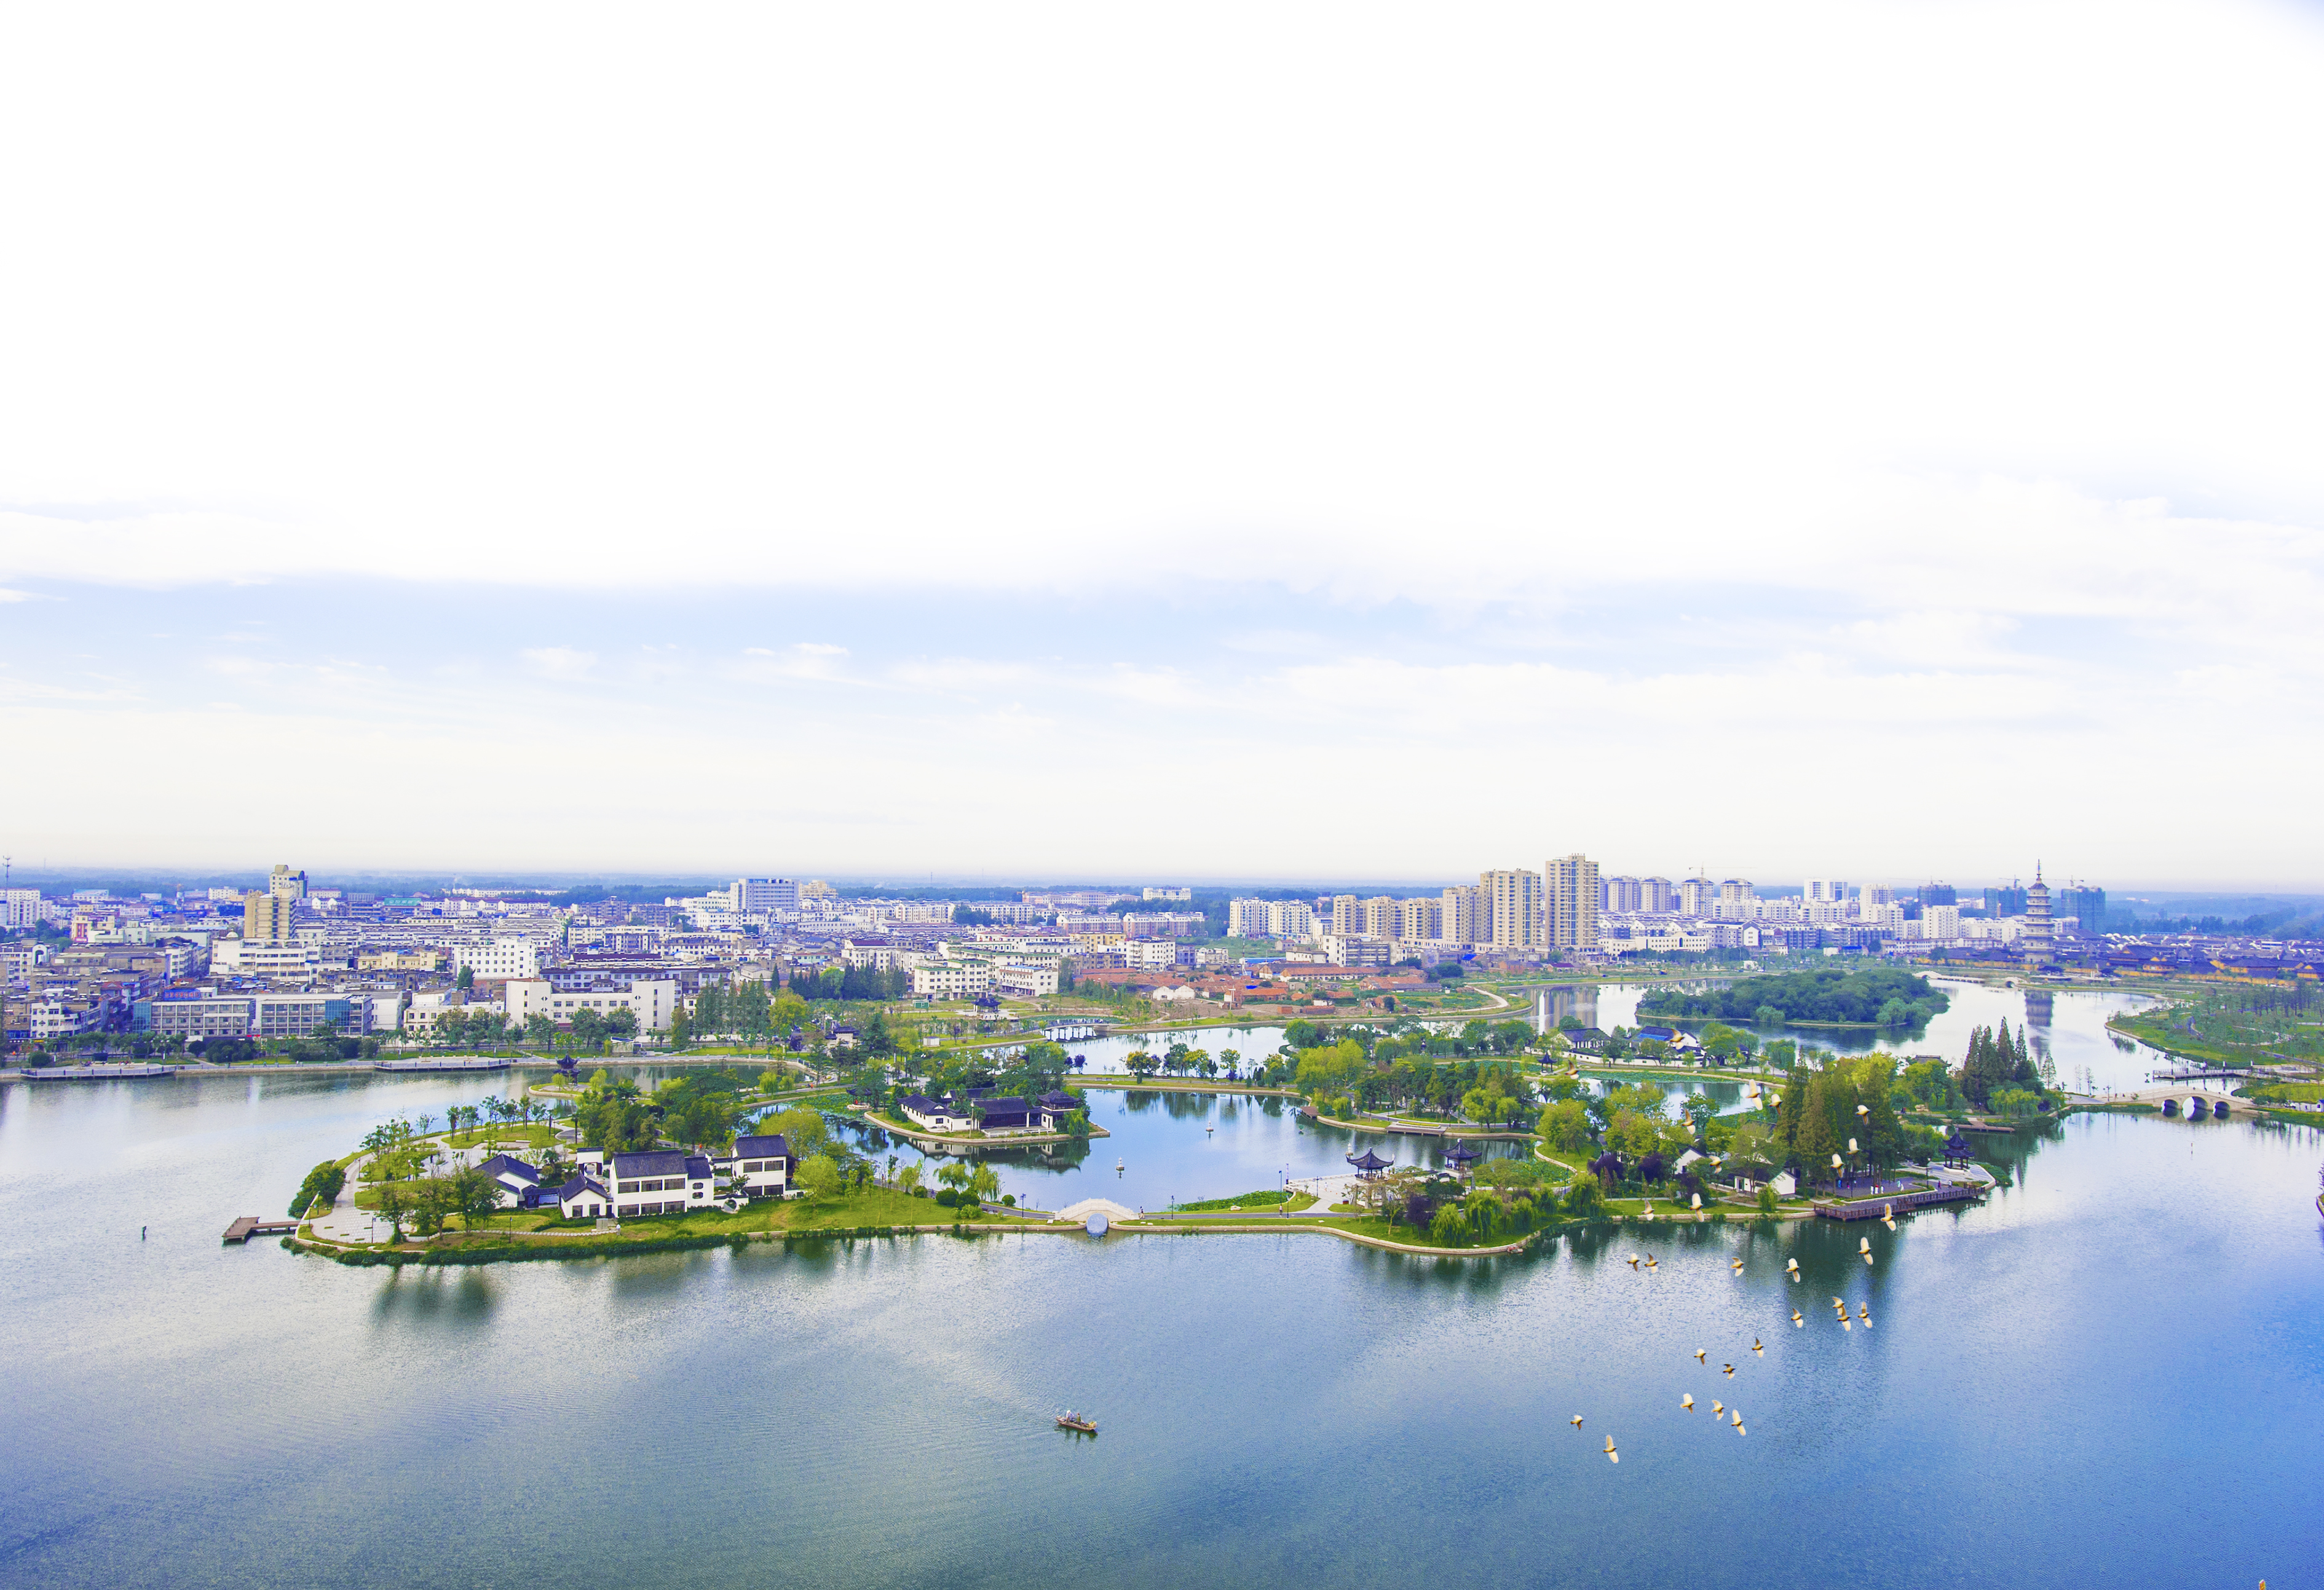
[836,1086,1530,1212]
[1535,976,2192,1095]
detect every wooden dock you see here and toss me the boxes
[222,1216,301,1243]
[1812,1183,1980,1221]
[372,1058,511,1073]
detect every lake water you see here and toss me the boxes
[838,1086,1531,1212]
[1541,976,2194,1096]
[7,1018,2320,1589]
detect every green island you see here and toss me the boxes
[2105,986,2324,1117]
[290,1003,2084,1263]
[1638,965,1951,1030]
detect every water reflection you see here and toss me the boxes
[371,1265,501,1326]
[1531,976,2176,1093]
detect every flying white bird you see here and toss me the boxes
[1682,1394,1694,1411]
[1694,1348,1707,1363]
[1731,1257,1744,1273]
[1603,1434,1619,1464]
[1571,1415,1584,1428]
[1752,1338,1765,1357]
[1792,1309,1804,1327]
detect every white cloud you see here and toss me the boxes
[520,647,596,681]
[2,1,2322,882]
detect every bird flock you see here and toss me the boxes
[1574,1223,1889,1465]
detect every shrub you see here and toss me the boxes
[1562,1173,1605,1218]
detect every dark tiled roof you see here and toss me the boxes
[611,1150,689,1177]
[478,1153,540,1184]
[553,1174,609,1201]
[684,1155,713,1178]
[1037,1091,1078,1110]
[732,1134,791,1158]
[899,1094,944,1115]
[976,1096,1033,1124]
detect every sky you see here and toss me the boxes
[4,1,2323,888]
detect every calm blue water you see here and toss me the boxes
[841,1086,1529,1211]
[1544,977,2183,1094]
[4,1057,2320,1589]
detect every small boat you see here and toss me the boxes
[1056,1411,1098,1434]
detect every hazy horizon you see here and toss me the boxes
[6,3,2323,884]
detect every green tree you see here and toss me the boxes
[897,1162,923,1194]
[794,1153,842,1202]
[1562,1174,1607,1217]
[670,1095,736,1152]
[376,1182,408,1243]
[765,1106,830,1160]
[1539,1098,1593,1151]
[451,1163,501,1231]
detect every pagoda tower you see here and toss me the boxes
[2022,864,2052,964]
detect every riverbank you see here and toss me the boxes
[284,1203,1753,1267]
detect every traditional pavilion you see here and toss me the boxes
[1345,1147,1393,1179]
[1443,1139,1481,1177]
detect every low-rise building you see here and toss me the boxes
[141,994,256,1038]
[504,978,676,1032]
[605,1149,714,1217]
[713,1134,794,1198]
[552,1175,613,1220]
[254,994,360,1038]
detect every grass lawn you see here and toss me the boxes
[1172,1189,1318,1213]
[1311,1214,1521,1249]
[381,1187,1010,1251]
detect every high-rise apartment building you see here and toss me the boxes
[1482,869,1542,949]
[1921,882,1957,906]
[1923,904,1962,939]
[1678,877,1713,917]
[243,890,296,943]
[1264,900,1316,938]
[1441,884,1488,945]
[1862,885,1895,908]
[1330,895,1362,935]
[1603,875,1642,913]
[1361,896,1399,939]
[1227,899,1273,938]
[1991,882,2029,918]
[267,864,307,903]
[1397,896,1444,940]
[1545,854,1599,951]
[1717,879,1755,920]
[733,878,801,914]
[2054,882,2106,933]
[1804,879,1850,904]
[1640,877,1677,913]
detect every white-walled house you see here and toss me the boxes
[604,1149,714,1217]
[553,1175,612,1220]
[898,1094,974,1132]
[713,1133,794,1198]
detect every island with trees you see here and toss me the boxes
[1637,965,1950,1029]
